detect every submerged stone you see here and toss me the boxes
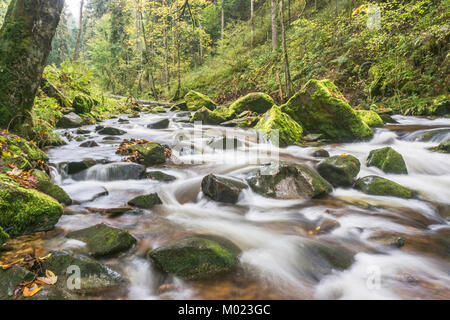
[128,193,162,208]
[67,223,137,257]
[367,147,408,174]
[317,154,361,187]
[247,164,332,200]
[147,234,241,280]
[354,176,416,199]
[201,174,248,204]
[282,79,373,141]
[184,91,216,111]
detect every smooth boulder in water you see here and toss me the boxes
[201,174,248,204]
[128,142,166,166]
[67,223,137,258]
[32,170,72,205]
[312,149,330,158]
[66,158,97,175]
[367,147,408,174]
[147,234,241,280]
[147,118,170,129]
[246,164,332,200]
[128,193,162,208]
[79,140,99,148]
[73,162,146,181]
[282,79,373,141]
[144,171,177,182]
[97,127,126,136]
[184,90,216,111]
[317,154,361,187]
[56,112,83,128]
[354,176,416,199]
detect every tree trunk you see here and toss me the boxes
[72,0,85,61]
[279,0,291,98]
[250,0,254,47]
[221,0,225,41]
[0,0,64,129]
[271,0,277,51]
[162,0,170,93]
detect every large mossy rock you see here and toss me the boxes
[230,92,275,115]
[354,176,416,199]
[282,80,373,141]
[190,107,230,125]
[0,176,63,237]
[42,250,125,294]
[67,223,137,258]
[56,112,84,128]
[147,234,241,280]
[317,154,361,187]
[366,147,408,174]
[72,94,94,114]
[247,164,332,200]
[184,90,216,111]
[255,105,303,147]
[201,174,248,204]
[33,170,72,205]
[356,110,384,127]
[128,193,162,208]
[430,142,450,153]
[0,133,48,170]
[129,142,166,166]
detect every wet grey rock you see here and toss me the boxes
[72,163,146,181]
[144,171,177,182]
[118,118,130,124]
[76,128,91,134]
[97,127,126,136]
[79,140,99,148]
[56,112,83,128]
[147,118,170,129]
[312,149,330,158]
[128,193,162,209]
[202,174,248,204]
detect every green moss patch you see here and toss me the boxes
[230,92,275,115]
[184,91,217,111]
[367,147,408,174]
[354,176,416,199]
[356,110,384,127]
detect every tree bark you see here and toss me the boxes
[0,0,64,129]
[279,0,291,98]
[72,0,85,61]
[271,0,277,51]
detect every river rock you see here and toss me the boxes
[355,110,384,127]
[42,250,125,294]
[201,174,248,204]
[230,92,275,115]
[255,105,303,146]
[147,234,241,280]
[32,170,72,205]
[56,112,84,128]
[170,100,188,112]
[0,175,63,237]
[76,128,91,134]
[312,149,330,158]
[97,127,126,136]
[144,171,177,182]
[430,142,450,153]
[66,158,97,175]
[128,193,162,208]
[79,140,99,148]
[73,163,146,181]
[354,176,416,199]
[247,164,332,200]
[190,107,234,125]
[118,118,130,124]
[421,129,450,142]
[147,118,170,129]
[282,79,373,141]
[367,147,408,174]
[317,154,361,187]
[184,90,216,111]
[67,223,137,257]
[129,142,166,166]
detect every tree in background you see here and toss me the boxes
[72,0,85,61]
[0,0,64,129]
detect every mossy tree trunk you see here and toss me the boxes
[0,0,64,129]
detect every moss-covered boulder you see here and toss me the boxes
[247,164,332,200]
[282,80,373,141]
[0,177,63,237]
[430,142,450,153]
[128,193,162,208]
[144,171,177,182]
[184,91,216,111]
[42,250,125,294]
[255,105,303,147]
[97,127,126,136]
[170,100,188,112]
[317,154,361,187]
[147,118,170,129]
[230,92,275,115]
[366,147,408,174]
[56,112,84,128]
[72,94,94,114]
[356,110,384,127]
[190,107,224,125]
[129,142,166,166]
[0,133,48,170]
[40,77,72,109]
[147,234,241,280]
[66,159,97,175]
[354,176,416,199]
[67,223,137,258]
[312,149,330,158]
[202,174,248,204]
[33,170,72,205]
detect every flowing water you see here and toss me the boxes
[4,111,450,300]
